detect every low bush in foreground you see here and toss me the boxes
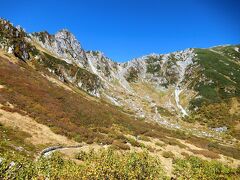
[0,149,165,179]
[173,156,240,179]
[1,149,240,179]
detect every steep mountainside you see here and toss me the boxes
[1,17,240,135]
[0,18,240,178]
[31,28,240,130]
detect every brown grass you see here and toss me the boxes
[0,106,77,146]
[111,140,130,150]
[0,57,133,143]
[180,152,189,158]
[190,149,220,159]
[162,151,175,159]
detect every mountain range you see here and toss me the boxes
[0,18,240,178]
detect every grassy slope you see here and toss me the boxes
[191,47,240,107]
[0,56,131,144]
[1,54,240,161]
[185,46,240,130]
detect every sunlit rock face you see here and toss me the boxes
[0,18,32,61]
[31,29,88,68]
[121,48,195,89]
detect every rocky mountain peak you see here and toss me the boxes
[56,28,71,34]
[31,29,88,68]
[55,28,82,49]
[87,50,105,57]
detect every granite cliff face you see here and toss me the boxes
[31,29,88,68]
[29,24,196,98]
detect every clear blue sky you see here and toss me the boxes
[1,0,240,62]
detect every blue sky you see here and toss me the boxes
[1,0,240,62]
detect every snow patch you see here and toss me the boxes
[88,55,99,75]
[212,126,227,133]
[175,88,188,116]
[234,47,239,52]
[9,161,15,168]
[7,46,13,54]
[173,49,194,116]
[117,65,133,92]
[105,94,120,106]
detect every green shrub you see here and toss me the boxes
[112,140,130,150]
[162,151,175,159]
[173,156,239,179]
[75,151,87,161]
[125,67,139,82]
[155,142,165,147]
[165,138,187,149]
[146,146,155,153]
[138,135,151,142]
[190,149,220,159]
[126,137,142,147]
[180,152,189,158]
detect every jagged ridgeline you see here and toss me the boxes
[1,17,240,131]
